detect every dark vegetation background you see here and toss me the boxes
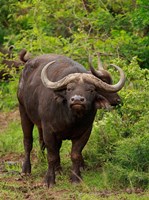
[0,0,149,196]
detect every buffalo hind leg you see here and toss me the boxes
[19,104,34,175]
[71,127,92,183]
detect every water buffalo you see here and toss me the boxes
[17,53,125,187]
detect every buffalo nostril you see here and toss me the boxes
[71,97,74,102]
[80,97,85,102]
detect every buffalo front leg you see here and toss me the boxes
[71,126,92,183]
[43,127,61,187]
[19,105,34,175]
[55,140,62,173]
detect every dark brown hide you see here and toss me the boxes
[17,54,125,187]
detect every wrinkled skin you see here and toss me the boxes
[18,54,122,187]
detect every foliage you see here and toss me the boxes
[0,0,148,67]
[0,76,19,110]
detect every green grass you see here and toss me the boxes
[0,118,149,199]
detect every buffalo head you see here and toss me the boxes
[41,59,125,115]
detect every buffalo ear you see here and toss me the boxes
[54,95,64,103]
[95,95,111,109]
[54,90,66,103]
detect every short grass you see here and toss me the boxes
[0,112,148,200]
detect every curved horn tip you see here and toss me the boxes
[109,63,126,87]
[109,64,125,76]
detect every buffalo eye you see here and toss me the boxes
[67,83,76,92]
[67,87,72,92]
[67,86,74,92]
[86,86,95,93]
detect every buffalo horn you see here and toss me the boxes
[41,61,125,92]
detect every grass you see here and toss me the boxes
[0,111,149,199]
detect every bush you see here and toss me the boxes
[103,134,149,189]
[0,73,19,111]
[84,57,149,189]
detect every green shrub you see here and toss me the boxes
[0,79,19,111]
[84,57,149,189]
[114,135,149,172]
[104,163,149,189]
[103,134,149,189]
[84,110,125,167]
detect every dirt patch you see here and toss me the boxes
[0,109,20,133]
[0,152,24,162]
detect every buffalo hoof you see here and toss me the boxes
[44,181,55,188]
[70,172,82,184]
[22,163,31,174]
[71,177,82,184]
[44,174,55,188]
[21,172,31,177]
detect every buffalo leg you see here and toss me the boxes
[43,128,61,187]
[39,126,62,172]
[19,104,34,174]
[55,140,62,173]
[71,127,92,183]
